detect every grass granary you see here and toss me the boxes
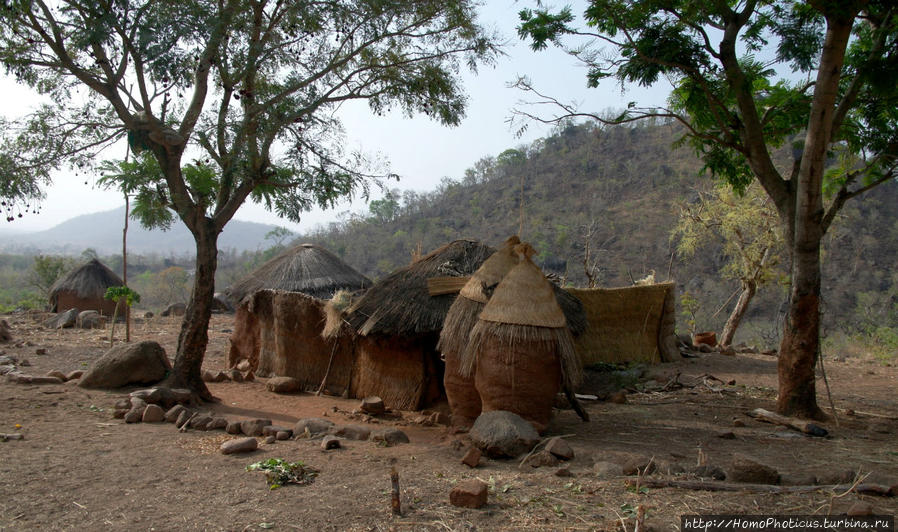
[226,244,371,393]
[48,258,125,317]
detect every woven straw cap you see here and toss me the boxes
[459,236,521,304]
[477,242,566,328]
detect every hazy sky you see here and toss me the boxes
[1,1,670,234]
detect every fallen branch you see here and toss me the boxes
[627,479,894,496]
[746,408,828,436]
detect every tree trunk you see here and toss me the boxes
[720,281,756,347]
[776,13,854,420]
[163,218,219,401]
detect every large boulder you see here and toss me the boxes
[161,303,187,317]
[212,293,234,313]
[78,341,171,389]
[43,309,79,329]
[0,319,12,343]
[77,310,105,329]
[469,410,540,459]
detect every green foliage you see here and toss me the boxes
[104,286,141,307]
[246,458,318,490]
[28,255,75,296]
[679,291,701,337]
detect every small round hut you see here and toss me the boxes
[226,244,371,393]
[341,239,495,411]
[48,259,124,316]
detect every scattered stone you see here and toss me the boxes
[0,354,16,365]
[207,418,229,431]
[226,421,243,435]
[294,418,335,438]
[19,359,31,367]
[594,461,625,480]
[622,455,657,476]
[555,467,574,477]
[469,410,540,459]
[175,409,194,428]
[698,344,714,353]
[23,375,64,385]
[450,479,488,509]
[609,391,628,404]
[817,469,856,485]
[161,302,187,317]
[717,431,736,439]
[264,435,276,444]
[0,365,16,376]
[131,388,162,404]
[142,404,165,423]
[333,425,371,441]
[144,311,154,319]
[43,309,79,329]
[781,472,817,486]
[79,341,171,389]
[371,428,409,446]
[202,370,226,383]
[227,369,244,383]
[846,502,874,517]
[35,348,47,356]
[276,431,291,441]
[113,408,128,419]
[0,320,12,343]
[321,435,341,450]
[719,346,736,356]
[240,418,272,437]
[130,397,148,411]
[164,404,187,423]
[523,450,561,468]
[462,447,482,468]
[360,396,386,415]
[220,437,258,455]
[77,310,104,329]
[1,433,24,441]
[236,360,251,372]
[266,376,301,393]
[124,408,143,423]
[66,370,84,381]
[733,419,746,428]
[728,454,780,485]
[693,464,726,480]
[189,415,214,430]
[545,437,574,461]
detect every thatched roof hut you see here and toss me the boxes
[48,259,124,316]
[226,243,371,304]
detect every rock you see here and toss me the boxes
[207,418,229,431]
[523,450,561,468]
[77,310,104,329]
[622,455,657,476]
[264,435,276,444]
[333,425,371,441]
[35,348,47,355]
[78,341,171,389]
[161,303,186,317]
[693,464,726,480]
[321,435,341,450]
[212,293,234,313]
[23,375,64,385]
[276,431,291,441]
[220,437,258,455]
[0,354,16,365]
[594,461,625,479]
[609,391,628,404]
[728,454,780,484]
[130,388,164,404]
[371,428,409,446]
[236,360,251,372]
[262,426,292,438]
[243,371,255,382]
[733,419,746,428]
[360,396,385,415]
[164,404,187,423]
[450,479,488,509]
[462,447,482,468]
[719,346,736,356]
[202,370,226,383]
[846,502,874,517]
[226,369,244,383]
[266,376,301,393]
[717,431,736,439]
[817,469,856,485]
[781,472,816,486]
[470,411,540,459]
[43,309,79,329]
[113,409,128,419]
[144,311,154,319]
[0,433,24,441]
[294,418,335,438]
[226,421,243,435]
[0,319,12,343]
[189,415,214,430]
[142,404,165,423]
[545,437,574,460]
[175,409,194,428]
[240,418,272,437]
[66,370,84,381]
[124,407,143,423]
[45,370,68,381]
[0,365,16,376]
[19,359,31,367]
[130,397,148,410]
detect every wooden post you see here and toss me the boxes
[390,467,401,516]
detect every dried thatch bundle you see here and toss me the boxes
[345,239,495,337]
[466,243,583,433]
[49,259,123,302]
[438,236,520,426]
[226,244,371,304]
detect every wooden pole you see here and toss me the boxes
[390,467,401,516]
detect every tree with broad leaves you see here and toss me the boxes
[0,0,498,400]
[515,0,898,419]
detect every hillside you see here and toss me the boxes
[306,120,898,343]
[2,207,281,255]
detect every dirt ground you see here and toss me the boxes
[1,312,896,531]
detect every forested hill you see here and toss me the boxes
[305,121,898,339]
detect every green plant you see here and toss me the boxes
[679,291,701,337]
[104,286,141,345]
[246,458,318,490]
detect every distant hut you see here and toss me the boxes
[226,244,371,392]
[341,239,495,411]
[48,259,124,316]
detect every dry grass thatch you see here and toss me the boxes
[346,239,495,337]
[48,259,123,302]
[226,244,371,304]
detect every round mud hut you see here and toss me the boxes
[339,239,496,411]
[48,259,124,316]
[226,244,371,394]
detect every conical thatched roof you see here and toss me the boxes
[49,259,123,300]
[226,244,371,303]
[347,239,495,337]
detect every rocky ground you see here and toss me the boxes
[1,311,897,531]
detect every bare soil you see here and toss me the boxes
[1,312,896,531]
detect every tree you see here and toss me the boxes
[28,255,74,297]
[0,0,497,400]
[104,285,140,345]
[368,189,400,223]
[516,1,897,418]
[672,182,784,346]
